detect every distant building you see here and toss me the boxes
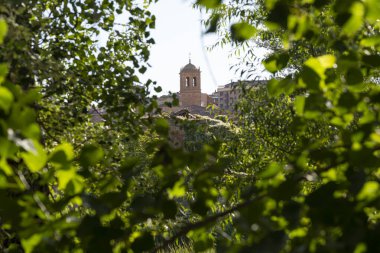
[157,93,178,107]
[179,59,210,107]
[212,80,267,111]
[157,59,266,114]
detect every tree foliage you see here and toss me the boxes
[1,0,380,252]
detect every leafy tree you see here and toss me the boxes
[1,0,380,252]
[192,0,380,252]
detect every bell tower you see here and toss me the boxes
[179,58,201,106]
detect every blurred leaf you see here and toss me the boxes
[0,19,7,44]
[304,55,336,77]
[267,77,295,97]
[263,52,289,73]
[362,55,380,67]
[360,36,380,48]
[206,14,220,33]
[260,162,282,179]
[56,166,77,190]
[197,0,222,9]
[21,234,42,253]
[154,86,162,92]
[131,233,154,252]
[79,144,104,167]
[357,181,380,201]
[50,143,74,164]
[0,86,13,113]
[294,96,305,116]
[154,118,169,136]
[266,2,289,29]
[346,68,363,85]
[0,63,8,84]
[341,2,364,36]
[21,141,47,172]
[364,0,380,23]
[231,22,256,42]
[167,178,186,199]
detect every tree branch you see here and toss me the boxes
[152,195,263,253]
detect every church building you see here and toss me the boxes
[179,59,209,107]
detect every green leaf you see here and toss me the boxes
[79,144,104,167]
[197,0,222,9]
[260,162,282,179]
[267,77,294,97]
[230,22,256,42]
[131,233,155,252]
[266,2,289,29]
[294,96,305,116]
[154,118,169,136]
[364,0,380,23]
[21,234,42,253]
[50,143,74,164]
[263,52,290,73]
[313,0,330,9]
[55,166,77,191]
[299,66,321,91]
[357,181,380,201]
[0,86,13,113]
[346,68,363,85]
[206,14,220,33]
[362,55,380,67]
[341,2,365,37]
[304,55,336,77]
[0,19,7,44]
[21,141,47,172]
[154,86,162,93]
[360,36,380,48]
[0,63,8,84]
[167,178,186,199]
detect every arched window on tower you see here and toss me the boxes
[192,77,197,87]
[185,77,189,87]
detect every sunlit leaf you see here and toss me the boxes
[21,141,47,172]
[260,162,282,179]
[0,86,13,113]
[167,178,186,199]
[364,0,380,23]
[50,143,74,164]
[294,96,305,116]
[197,0,222,9]
[341,2,365,36]
[21,234,42,253]
[0,19,7,44]
[357,181,380,201]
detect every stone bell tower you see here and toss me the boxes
[179,58,201,106]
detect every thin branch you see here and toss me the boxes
[152,195,264,253]
[17,171,51,220]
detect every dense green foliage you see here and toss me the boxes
[1,0,380,252]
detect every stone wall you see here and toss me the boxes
[180,92,202,107]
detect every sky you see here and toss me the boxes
[108,0,268,95]
[145,0,236,95]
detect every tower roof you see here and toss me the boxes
[181,62,197,71]
[181,55,198,72]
